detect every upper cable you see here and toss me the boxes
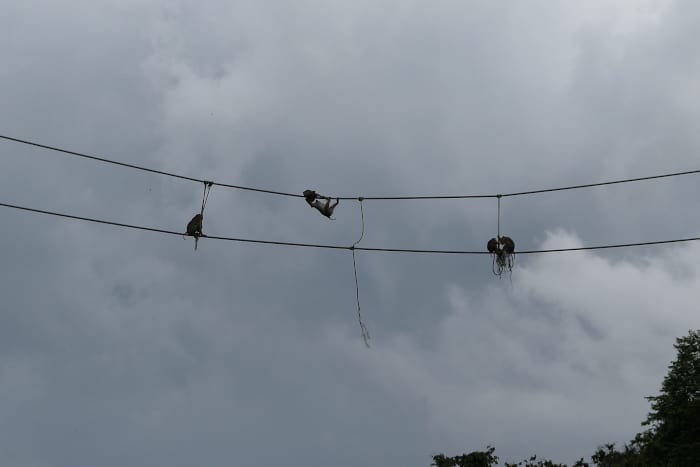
[3,133,700,200]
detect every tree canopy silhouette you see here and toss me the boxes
[431,329,700,467]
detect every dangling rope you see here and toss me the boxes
[491,194,515,280]
[351,197,370,347]
[354,199,365,246]
[189,181,214,250]
[492,195,502,276]
[497,194,501,238]
[201,181,213,216]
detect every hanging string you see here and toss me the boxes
[491,195,501,275]
[189,181,214,251]
[499,195,515,277]
[492,195,515,280]
[201,181,213,216]
[351,198,370,348]
[497,194,501,238]
[353,199,365,247]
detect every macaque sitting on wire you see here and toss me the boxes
[303,189,339,220]
[185,213,204,250]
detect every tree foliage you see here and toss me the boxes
[589,444,643,467]
[637,329,700,465]
[431,330,700,467]
[503,454,568,467]
[432,446,499,467]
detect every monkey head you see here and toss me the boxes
[303,190,318,203]
[487,237,499,254]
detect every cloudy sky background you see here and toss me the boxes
[1,1,699,465]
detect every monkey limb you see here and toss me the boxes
[307,195,339,219]
[499,236,515,254]
[319,197,339,219]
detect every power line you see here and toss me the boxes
[0,134,302,198]
[0,202,346,250]
[362,170,700,200]
[500,169,700,197]
[2,200,700,255]
[3,133,700,201]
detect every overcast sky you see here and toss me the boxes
[1,1,699,466]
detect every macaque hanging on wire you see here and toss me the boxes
[303,189,339,219]
[487,235,516,277]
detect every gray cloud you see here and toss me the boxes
[1,1,699,466]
